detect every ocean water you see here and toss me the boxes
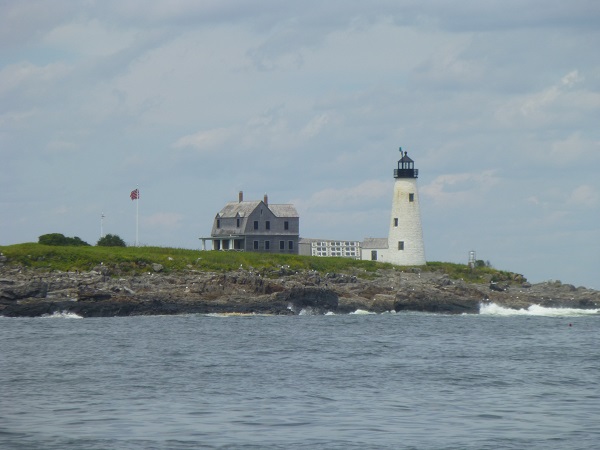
[1,304,599,450]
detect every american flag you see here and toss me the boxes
[130,189,139,200]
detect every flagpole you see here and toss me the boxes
[136,185,139,247]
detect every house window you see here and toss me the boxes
[280,241,285,250]
[394,218,398,227]
[371,250,377,261]
[265,241,270,250]
[253,221,258,230]
[253,241,259,250]
[288,241,294,250]
[398,241,404,250]
[409,193,414,202]
[284,221,289,230]
[216,219,221,228]
[266,221,270,230]
[236,218,240,227]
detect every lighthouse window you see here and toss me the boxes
[398,241,405,250]
[409,193,414,202]
[394,218,398,227]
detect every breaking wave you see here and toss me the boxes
[479,302,600,317]
[41,311,83,319]
[350,309,376,315]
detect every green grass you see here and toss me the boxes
[0,243,392,276]
[0,243,526,284]
[423,261,526,284]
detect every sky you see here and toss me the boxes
[1,1,599,289]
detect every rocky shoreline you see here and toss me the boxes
[1,261,599,317]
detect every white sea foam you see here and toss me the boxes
[205,312,271,317]
[41,311,83,319]
[350,309,376,315]
[479,302,599,317]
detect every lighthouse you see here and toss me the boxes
[360,147,426,265]
[386,148,426,265]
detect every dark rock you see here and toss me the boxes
[275,287,338,313]
[394,290,480,314]
[77,287,112,301]
[436,276,452,287]
[489,282,509,292]
[0,280,48,301]
[1,263,598,317]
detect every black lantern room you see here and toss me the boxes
[394,147,418,178]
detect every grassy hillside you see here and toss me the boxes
[0,243,525,284]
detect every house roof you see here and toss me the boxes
[217,201,260,218]
[217,201,298,218]
[361,237,388,249]
[268,204,299,218]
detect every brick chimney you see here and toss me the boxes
[264,194,268,205]
[238,191,243,202]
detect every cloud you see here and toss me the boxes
[495,70,589,127]
[569,184,599,208]
[144,212,184,229]
[294,180,389,212]
[421,170,501,207]
[0,61,70,100]
[521,70,582,115]
[300,113,335,139]
[172,127,234,153]
[410,39,485,90]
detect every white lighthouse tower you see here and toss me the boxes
[385,147,426,265]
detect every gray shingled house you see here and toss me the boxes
[200,191,299,254]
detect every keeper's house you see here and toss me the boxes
[200,191,299,254]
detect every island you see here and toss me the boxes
[1,244,598,317]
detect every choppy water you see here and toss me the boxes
[1,304,599,449]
